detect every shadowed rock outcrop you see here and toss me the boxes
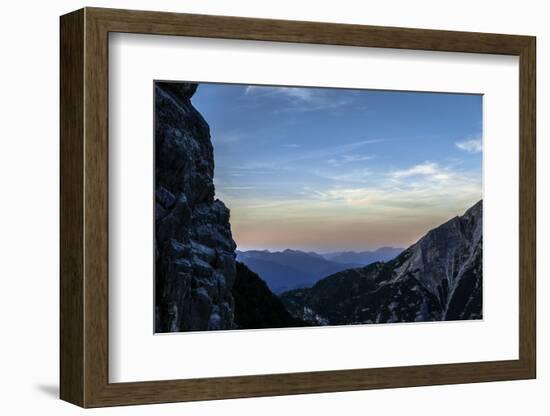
[232,262,308,330]
[155,82,237,332]
[281,201,483,325]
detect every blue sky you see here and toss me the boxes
[192,83,482,252]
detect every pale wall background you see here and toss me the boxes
[0,0,546,414]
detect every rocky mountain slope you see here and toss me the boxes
[154,82,238,332]
[236,249,361,293]
[232,262,308,329]
[281,201,483,325]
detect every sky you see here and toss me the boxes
[191,83,483,252]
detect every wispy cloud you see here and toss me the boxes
[225,166,481,250]
[390,162,461,186]
[315,168,372,184]
[227,163,282,176]
[292,139,381,164]
[281,143,300,148]
[311,167,480,211]
[327,154,374,167]
[456,138,482,153]
[244,86,313,101]
[220,157,481,251]
[244,85,353,113]
[342,155,374,163]
[276,87,314,102]
[391,162,437,180]
[229,139,383,172]
[245,86,315,102]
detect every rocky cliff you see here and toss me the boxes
[281,201,483,325]
[154,82,237,332]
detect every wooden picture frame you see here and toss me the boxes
[60,7,536,408]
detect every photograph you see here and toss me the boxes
[154,81,483,333]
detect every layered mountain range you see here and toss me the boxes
[236,250,355,293]
[280,201,483,325]
[236,248,403,293]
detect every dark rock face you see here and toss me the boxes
[232,262,308,329]
[281,201,483,325]
[155,82,237,332]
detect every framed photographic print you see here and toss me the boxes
[60,7,536,408]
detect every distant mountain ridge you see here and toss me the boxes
[322,247,403,265]
[236,249,362,293]
[280,200,483,325]
[236,247,405,294]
